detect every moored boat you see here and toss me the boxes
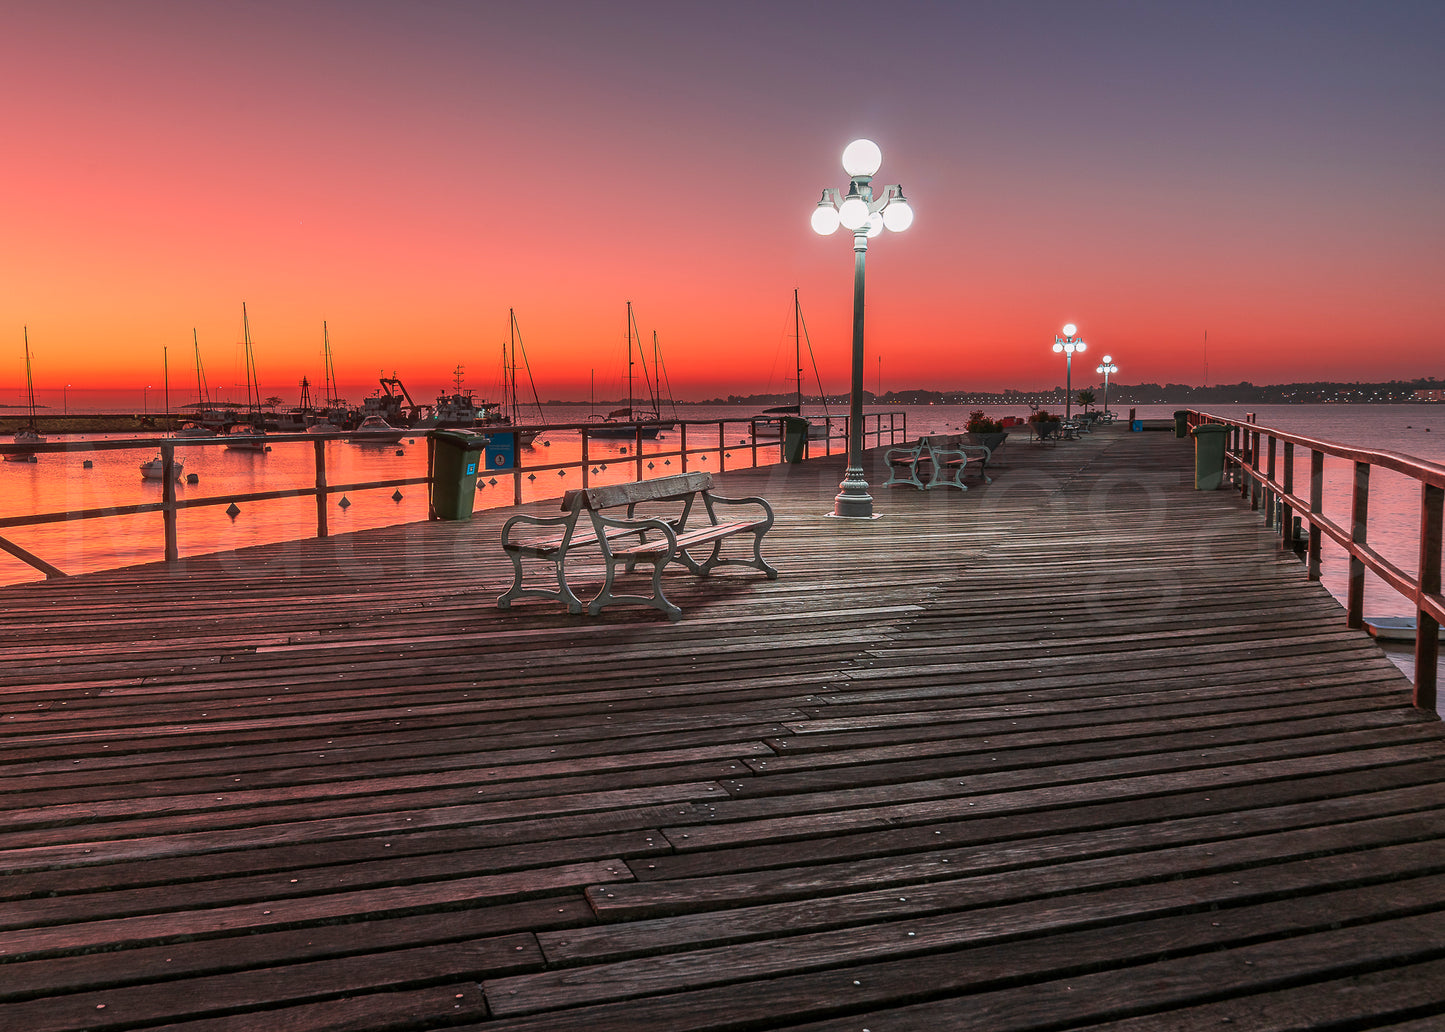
[8,329,46,461]
[348,414,407,444]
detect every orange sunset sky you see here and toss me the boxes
[3,0,1443,409]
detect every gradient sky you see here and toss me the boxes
[3,0,1442,408]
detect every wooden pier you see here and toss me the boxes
[2,426,1443,1031]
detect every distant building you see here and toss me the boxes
[1414,389,1445,402]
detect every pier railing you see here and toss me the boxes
[0,412,903,582]
[1188,410,1443,711]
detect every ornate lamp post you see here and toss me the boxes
[1052,324,1086,421]
[811,139,913,518]
[1096,355,1118,418]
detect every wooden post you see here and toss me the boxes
[1416,483,1442,712]
[162,440,179,563]
[1308,450,1324,580]
[716,421,725,472]
[679,421,688,472]
[581,430,590,488]
[313,438,328,539]
[635,426,643,481]
[1346,460,1369,628]
[1249,429,1262,510]
[1280,441,1295,551]
[750,421,758,468]
[1266,436,1278,526]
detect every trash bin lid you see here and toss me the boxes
[1189,423,1229,435]
[432,428,489,446]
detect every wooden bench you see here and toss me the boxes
[497,471,777,621]
[883,434,991,491]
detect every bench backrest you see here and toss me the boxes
[562,471,714,512]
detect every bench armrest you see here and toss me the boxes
[884,445,923,463]
[500,510,577,545]
[701,493,775,531]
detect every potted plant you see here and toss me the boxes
[964,410,1010,453]
[1029,409,1062,440]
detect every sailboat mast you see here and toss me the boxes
[625,300,634,415]
[653,331,661,413]
[24,326,35,423]
[508,307,518,422]
[163,346,170,426]
[241,302,258,417]
[794,288,803,412]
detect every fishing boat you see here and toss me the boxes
[588,302,670,439]
[412,367,501,428]
[141,346,185,480]
[225,304,268,452]
[7,328,45,462]
[751,289,832,441]
[348,414,407,444]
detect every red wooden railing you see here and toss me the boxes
[1188,410,1443,711]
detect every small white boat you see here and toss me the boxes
[140,455,185,480]
[173,422,216,438]
[1364,617,1445,642]
[349,415,406,444]
[225,425,268,451]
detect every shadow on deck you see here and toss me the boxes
[2,427,1443,1031]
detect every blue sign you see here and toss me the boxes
[485,432,516,470]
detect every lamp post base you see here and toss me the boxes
[832,468,874,519]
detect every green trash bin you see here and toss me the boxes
[429,429,487,519]
[781,416,809,464]
[1173,410,1191,438]
[1190,423,1229,490]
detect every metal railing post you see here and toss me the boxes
[1281,441,1295,551]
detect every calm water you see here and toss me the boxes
[5,403,1445,630]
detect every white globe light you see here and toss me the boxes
[1053,342,1064,353]
[811,203,840,235]
[1076,341,1087,352]
[1102,354,1112,363]
[838,194,870,230]
[866,211,884,237]
[1062,323,1077,337]
[842,139,883,178]
[882,197,913,232]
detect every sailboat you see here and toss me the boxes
[141,347,185,480]
[751,289,832,440]
[589,302,668,439]
[175,330,218,438]
[225,303,268,451]
[494,309,545,446]
[7,328,44,462]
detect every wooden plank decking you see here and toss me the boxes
[2,426,1444,1031]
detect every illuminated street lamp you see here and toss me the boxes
[811,139,914,519]
[1095,355,1118,418]
[1052,324,1086,421]
[144,385,152,417]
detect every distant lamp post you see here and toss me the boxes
[144,385,152,417]
[812,138,914,519]
[64,383,70,415]
[1052,324,1086,421]
[1096,355,1118,417]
